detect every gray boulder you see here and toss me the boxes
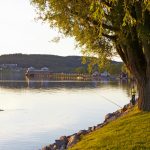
[67,134,79,148]
[105,113,113,121]
[55,139,66,149]
[77,130,87,136]
[42,146,50,150]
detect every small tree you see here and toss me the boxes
[31,0,150,111]
[74,67,88,74]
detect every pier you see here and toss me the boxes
[25,70,92,81]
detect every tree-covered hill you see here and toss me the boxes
[0,54,122,74]
[0,54,86,73]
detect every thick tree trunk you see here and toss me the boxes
[138,79,150,111]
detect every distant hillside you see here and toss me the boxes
[0,54,86,73]
[0,54,122,74]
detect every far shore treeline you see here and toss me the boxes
[0,54,122,74]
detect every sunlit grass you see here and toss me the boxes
[70,107,150,150]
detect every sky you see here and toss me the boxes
[0,0,81,56]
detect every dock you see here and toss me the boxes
[25,70,92,81]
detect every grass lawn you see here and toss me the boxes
[70,107,150,150]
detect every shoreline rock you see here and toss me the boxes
[41,101,137,150]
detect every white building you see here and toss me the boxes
[0,64,17,69]
[27,67,35,71]
[101,71,110,77]
[41,67,49,71]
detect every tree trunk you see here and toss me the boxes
[138,78,150,111]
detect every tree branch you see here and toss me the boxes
[116,44,127,65]
[100,0,112,7]
[102,23,118,31]
[102,33,117,41]
[68,5,118,32]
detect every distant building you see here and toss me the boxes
[92,71,101,80]
[27,67,35,71]
[92,71,100,77]
[41,67,49,71]
[27,67,49,72]
[26,67,51,76]
[101,71,110,77]
[0,64,17,69]
[120,72,128,80]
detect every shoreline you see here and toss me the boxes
[41,101,136,150]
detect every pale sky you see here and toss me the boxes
[0,0,81,56]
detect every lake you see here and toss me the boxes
[0,80,131,150]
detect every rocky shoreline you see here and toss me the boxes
[41,102,137,150]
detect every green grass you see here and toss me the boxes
[70,107,150,150]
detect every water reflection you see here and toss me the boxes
[0,79,132,100]
[0,79,121,89]
[0,83,131,150]
[0,75,133,106]
[0,69,131,92]
[118,79,132,97]
[0,73,132,150]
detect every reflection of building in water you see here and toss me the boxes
[26,77,50,88]
[0,80,27,88]
[0,77,122,89]
[26,79,34,88]
[41,80,49,87]
[119,79,131,97]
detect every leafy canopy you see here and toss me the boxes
[31,0,150,70]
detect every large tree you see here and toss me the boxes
[31,0,150,111]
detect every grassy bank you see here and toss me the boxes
[70,107,150,150]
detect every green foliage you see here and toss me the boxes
[31,0,114,68]
[106,62,123,75]
[31,0,150,73]
[74,67,88,74]
[0,54,121,75]
[70,107,150,150]
[31,0,150,110]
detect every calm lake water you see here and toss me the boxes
[0,79,131,150]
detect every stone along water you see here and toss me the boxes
[0,80,130,150]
